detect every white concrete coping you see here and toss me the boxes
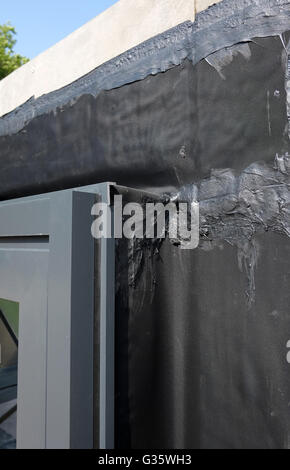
[0,0,221,117]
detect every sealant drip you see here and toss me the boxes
[120,155,290,309]
[171,154,290,306]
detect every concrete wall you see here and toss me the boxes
[0,0,221,117]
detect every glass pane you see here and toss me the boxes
[0,299,19,449]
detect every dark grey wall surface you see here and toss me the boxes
[112,26,290,450]
[0,0,289,199]
[116,229,290,449]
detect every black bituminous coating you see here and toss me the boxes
[1,0,290,137]
[0,3,289,202]
[117,153,290,309]
[172,154,290,305]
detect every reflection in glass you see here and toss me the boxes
[0,299,19,449]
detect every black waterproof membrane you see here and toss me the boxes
[1,0,290,449]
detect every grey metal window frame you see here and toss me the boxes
[0,182,115,449]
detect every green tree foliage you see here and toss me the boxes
[0,23,29,80]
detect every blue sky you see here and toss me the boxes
[0,0,119,59]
